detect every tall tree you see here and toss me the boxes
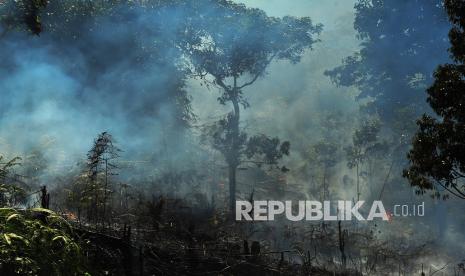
[182,1,322,211]
[404,0,465,199]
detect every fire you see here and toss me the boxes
[63,211,78,221]
[386,211,394,222]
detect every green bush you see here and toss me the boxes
[0,208,90,276]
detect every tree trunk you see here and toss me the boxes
[228,85,240,214]
[323,165,327,200]
[226,77,240,217]
[103,158,108,229]
[338,220,347,269]
[356,163,360,201]
[229,164,237,212]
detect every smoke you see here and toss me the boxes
[0,0,464,271]
[189,0,465,269]
[190,0,360,173]
[0,3,197,174]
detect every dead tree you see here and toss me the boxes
[40,185,50,209]
[86,132,121,227]
[338,220,347,269]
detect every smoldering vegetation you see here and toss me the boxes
[0,0,464,275]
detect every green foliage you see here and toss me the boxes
[311,141,338,168]
[404,0,465,199]
[87,132,121,182]
[0,208,89,275]
[0,156,21,180]
[207,113,247,165]
[0,183,27,207]
[0,156,27,207]
[77,132,123,224]
[245,134,290,171]
[205,114,290,170]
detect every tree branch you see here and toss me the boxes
[238,53,278,89]
[213,75,231,92]
[434,180,465,199]
[451,168,465,178]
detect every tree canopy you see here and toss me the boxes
[404,0,465,199]
[180,0,322,106]
[325,0,450,124]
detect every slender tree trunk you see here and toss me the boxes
[323,165,327,200]
[321,165,329,230]
[228,83,240,213]
[229,165,237,212]
[338,220,347,269]
[94,187,99,225]
[356,163,360,201]
[368,159,374,195]
[92,164,99,225]
[103,158,108,229]
[78,207,81,228]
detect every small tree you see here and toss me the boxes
[86,132,121,225]
[311,141,338,201]
[345,120,388,200]
[0,155,25,207]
